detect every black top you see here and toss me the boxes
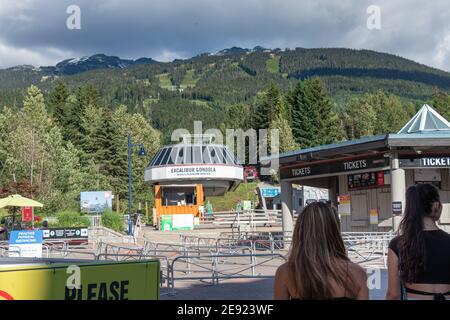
[389,230,450,284]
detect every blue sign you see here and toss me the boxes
[9,230,43,245]
[261,188,280,198]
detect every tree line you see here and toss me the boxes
[0,81,160,214]
[221,77,450,158]
[1,77,449,214]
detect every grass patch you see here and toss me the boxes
[180,69,200,89]
[207,182,259,212]
[266,56,280,73]
[156,73,175,90]
[189,99,209,107]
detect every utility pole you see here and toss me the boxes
[127,134,147,236]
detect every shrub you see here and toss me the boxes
[51,211,90,227]
[101,211,125,233]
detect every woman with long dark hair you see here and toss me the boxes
[387,183,450,300]
[274,202,368,300]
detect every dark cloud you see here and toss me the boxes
[0,0,449,70]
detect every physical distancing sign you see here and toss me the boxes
[8,230,43,258]
[0,260,159,300]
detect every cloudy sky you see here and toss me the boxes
[0,0,450,70]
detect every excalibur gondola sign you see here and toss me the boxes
[280,157,390,180]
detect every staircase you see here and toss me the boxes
[197,210,282,229]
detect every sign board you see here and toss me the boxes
[160,215,173,231]
[414,169,441,182]
[392,201,403,215]
[261,188,280,198]
[400,156,450,168]
[80,191,113,213]
[242,200,252,210]
[145,165,243,182]
[338,194,351,217]
[21,206,33,222]
[42,228,88,240]
[348,171,387,190]
[172,214,194,230]
[370,209,379,225]
[0,260,160,300]
[8,230,43,258]
[280,157,390,180]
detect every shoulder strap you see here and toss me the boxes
[404,287,449,300]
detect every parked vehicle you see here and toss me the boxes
[244,166,259,182]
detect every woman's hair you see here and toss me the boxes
[398,183,441,282]
[287,202,357,299]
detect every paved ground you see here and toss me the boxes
[43,226,389,300]
[136,227,390,300]
[161,270,388,300]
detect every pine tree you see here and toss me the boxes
[253,83,281,130]
[96,108,128,197]
[289,80,318,148]
[290,78,343,148]
[84,82,100,108]
[48,80,69,126]
[269,114,298,153]
[64,87,87,146]
[79,105,104,165]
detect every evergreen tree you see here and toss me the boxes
[430,88,450,120]
[269,114,298,153]
[222,103,252,130]
[96,108,128,197]
[290,78,343,148]
[84,82,100,108]
[308,78,343,145]
[253,83,281,130]
[79,105,104,165]
[48,80,69,126]
[64,87,87,146]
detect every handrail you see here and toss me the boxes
[168,252,287,294]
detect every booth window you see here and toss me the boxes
[162,187,197,206]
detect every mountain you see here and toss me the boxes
[1,46,450,142]
[47,54,157,75]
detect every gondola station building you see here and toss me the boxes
[144,135,243,229]
[267,105,450,234]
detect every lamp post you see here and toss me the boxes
[127,134,147,236]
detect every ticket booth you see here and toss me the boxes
[154,184,204,216]
[145,136,243,228]
[267,105,450,233]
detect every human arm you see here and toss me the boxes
[386,248,402,300]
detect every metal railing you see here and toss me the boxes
[0,230,393,296]
[167,252,286,295]
[342,232,394,268]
